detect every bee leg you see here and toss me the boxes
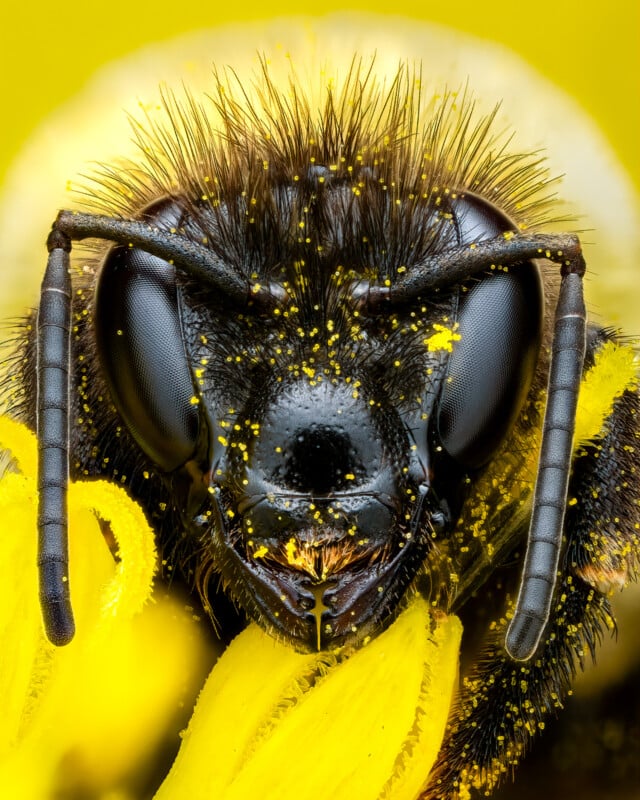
[564,327,640,599]
[423,327,640,800]
[423,576,615,798]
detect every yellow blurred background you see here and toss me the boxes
[1,0,638,191]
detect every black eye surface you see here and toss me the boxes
[94,199,201,471]
[436,194,544,468]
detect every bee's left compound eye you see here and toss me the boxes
[94,199,202,472]
[436,195,544,468]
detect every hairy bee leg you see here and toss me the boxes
[506,270,587,660]
[424,330,640,800]
[564,328,640,596]
[37,228,75,645]
[423,577,614,800]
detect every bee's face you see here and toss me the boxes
[91,176,543,651]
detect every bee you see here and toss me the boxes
[5,58,639,798]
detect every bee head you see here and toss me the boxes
[91,181,543,651]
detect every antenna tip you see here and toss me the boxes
[505,611,543,662]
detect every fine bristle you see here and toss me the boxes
[80,57,559,241]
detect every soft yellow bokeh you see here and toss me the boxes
[0,2,637,192]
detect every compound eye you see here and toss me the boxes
[94,198,201,471]
[436,193,543,468]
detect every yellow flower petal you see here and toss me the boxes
[68,479,157,622]
[155,598,462,800]
[0,417,212,798]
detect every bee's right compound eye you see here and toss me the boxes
[436,194,544,469]
[94,200,201,472]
